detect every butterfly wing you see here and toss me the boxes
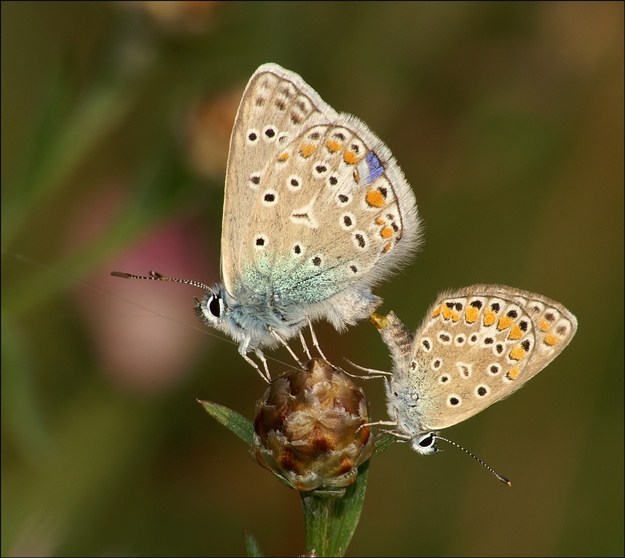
[221,64,329,293]
[409,285,577,431]
[228,65,420,328]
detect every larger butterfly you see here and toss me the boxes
[114,63,421,379]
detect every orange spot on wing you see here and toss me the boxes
[299,143,316,158]
[507,367,520,380]
[442,305,452,320]
[451,311,460,322]
[383,242,393,253]
[432,305,442,318]
[483,310,496,327]
[508,325,523,340]
[465,307,479,323]
[278,152,290,162]
[498,316,514,330]
[343,150,358,165]
[509,347,526,361]
[544,334,559,346]
[538,318,551,332]
[375,217,386,225]
[326,139,341,152]
[380,226,394,239]
[366,190,386,208]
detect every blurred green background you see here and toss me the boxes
[2,2,623,556]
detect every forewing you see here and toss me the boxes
[221,64,331,291]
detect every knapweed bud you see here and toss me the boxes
[253,358,374,493]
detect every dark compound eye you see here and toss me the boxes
[208,296,221,318]
[418,433,435,448]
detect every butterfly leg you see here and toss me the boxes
[269,327,304,367]
[356,420,397,432]
[241,351,271,382]
[254,349,271,382]
[357,418,399,433]
[299,331,313,360]
[306,317,328,361]
[344,358,393,379]
[238,337,271,382]
[357,408,409,438]
[378,429,412,442]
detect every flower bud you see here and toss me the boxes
[253,358,374,493]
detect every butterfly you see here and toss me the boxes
[113,63,421,379]
[368,285,577,461]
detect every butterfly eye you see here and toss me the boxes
[208,294,222,318]
[412,432,439,455]
[418,433,435,449]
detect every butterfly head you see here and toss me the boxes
[195,284,243,340]
[384,381,439,455]
[199,286,224,322]
[411,432,440,455]
[195,284,284,351]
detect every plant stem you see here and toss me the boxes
[301,492,335,557]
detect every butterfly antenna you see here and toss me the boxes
[435,435,511,486]
[111,270,214,293]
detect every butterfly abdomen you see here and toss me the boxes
[371,311,414,372]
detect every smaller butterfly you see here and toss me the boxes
[366,285,577,464]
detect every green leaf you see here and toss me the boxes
[244,529,264,557]
[373,432,398,456]
[198,400,254,446]
[328,460,369,556]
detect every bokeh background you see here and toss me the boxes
[2,2,623,556]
